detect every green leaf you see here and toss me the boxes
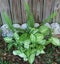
[38,40,46,45]
[13,50,21,55]
[13,50,28,61]
[1,11,15,32]
[13,32,20,41]
[19,33,28,42]
[30,34,36,43]
[8,43,13,50]
[51,37,60,46]
[19,53,28,61]
[4,37,13,43]
[25,50,31,58]
[30,28,39,34]
[37,45,45,51]
[36,50,45,56]
[39,25,50,35]
[35,33,44,42]
[24,39,30,49]
[29,53,35,64]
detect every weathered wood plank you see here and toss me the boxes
[21,0,27,23]
[37,0,43,23]
[10,0,22,24]
[43,0,54,21]
[30,0,43,23]
[10,0,18,24]
[0,14,2,26]
[0,0,11,24]
[33,0,37,22]
[53,0,60,23]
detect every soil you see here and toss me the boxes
[0,36,60,64]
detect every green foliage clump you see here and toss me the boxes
[2,1,60,64]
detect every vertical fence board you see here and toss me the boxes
[0,14,2,26]
[28,0,33,12]
[10,0,18,24]
[21,0,27,23]
[43,0,54,21]
[10,0,23,24]
[0,0,11,24]
[37,0,43,23]
[53,0,60,23]
[33,0,37,22]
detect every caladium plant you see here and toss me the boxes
[1,1,60,64]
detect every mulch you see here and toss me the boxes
[0,35,60,64]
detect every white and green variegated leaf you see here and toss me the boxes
[30,34,36,43]
[13,32,20,41]
[38,40,46,45]
[36,50,45,56]
[13,50,28,61]
[4,37,13,43]
[29,53,35,64]
[51,37,60,46]
[39,25,50,35]
[24,39,30,49]
[35,33,44,42]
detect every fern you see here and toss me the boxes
[24,0,34,28]
[43,12,57,23]
[1,11,15,32]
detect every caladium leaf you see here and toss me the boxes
[35,33,44,42]
[39,25,50,35]
[4,37,13,43]
[13,50,28,61]
[19,53,28,61]
[51,37,60,46]
[19,33,28,41]
[13,50,21,55]
[36,50,45,56]
[37,45,45,51]
[30,34,36,43]
[32,29,39,34]
[24,39,30,49]
[38,40,46,45]
[29,53,35,64]
[13,32,20,41]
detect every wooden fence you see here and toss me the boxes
[0,0,60,26]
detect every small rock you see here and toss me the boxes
[34,23,40,27]
[21,23,27,29]
[44,23,51,28]
[51,23,60,29]
[1,24,8,29]
[51,23,60,34]
[1,24,13,37]
[13,24,21,28]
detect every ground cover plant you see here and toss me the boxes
[0,1,60,64]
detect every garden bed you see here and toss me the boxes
[0,2,60,64]
[0,35,60,64]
